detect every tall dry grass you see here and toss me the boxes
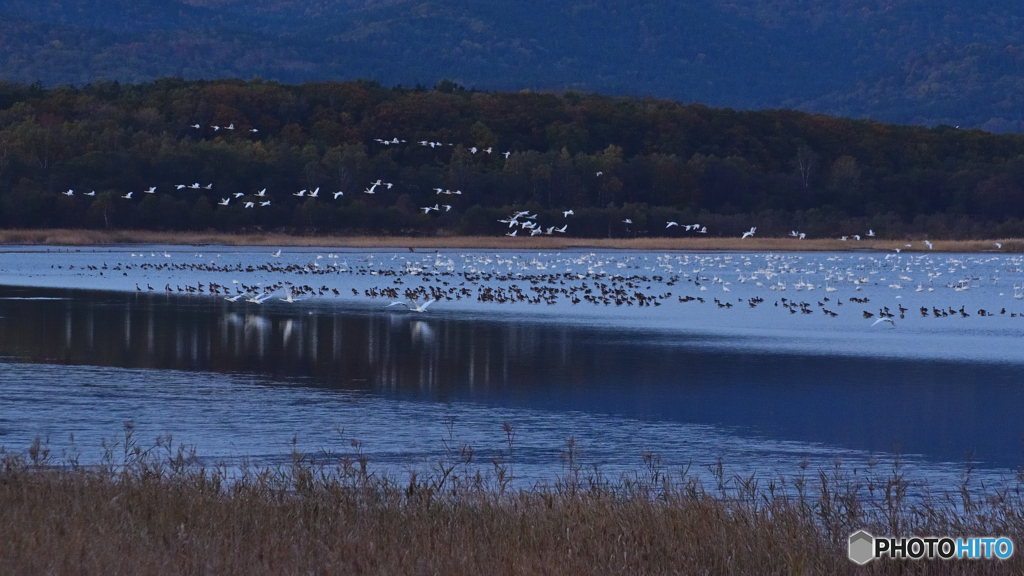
[0,228,1021,252]
[2,424,1023,575]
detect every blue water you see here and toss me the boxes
[1,247,1023,489]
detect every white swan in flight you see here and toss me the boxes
[218,198,230,206]
[245,292,274,304]
[741,227,756,239]
[279,290,302,303]
[388,298,435,313]
[271,249,281,257]
[121,192,133,199]
[62,189,73,196]
[255,188,266,197]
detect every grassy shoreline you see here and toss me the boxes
[0,228,1020,252]
[3,430,1024,575]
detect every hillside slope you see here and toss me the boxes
[1,0,1024,131]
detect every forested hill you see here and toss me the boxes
[3,79,1024,238]
[3,0,1024,132]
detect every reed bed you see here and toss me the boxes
[3,426,1024,575]
[0,228,1022,252]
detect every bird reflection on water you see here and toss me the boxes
[1,285,1024,473]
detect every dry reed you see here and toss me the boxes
[2,425,1023,575]
[0,228,1021,252]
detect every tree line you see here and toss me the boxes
[2,78,1024,238]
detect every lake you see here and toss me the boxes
[2,246,1023,489]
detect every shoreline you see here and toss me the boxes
[0,228,1019,252]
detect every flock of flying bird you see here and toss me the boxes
[46,130,1013,244]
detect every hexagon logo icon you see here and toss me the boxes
[848,530,874,565]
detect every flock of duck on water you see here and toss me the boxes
[54,248,1024,327]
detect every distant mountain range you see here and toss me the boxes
[3,0,1024,131]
